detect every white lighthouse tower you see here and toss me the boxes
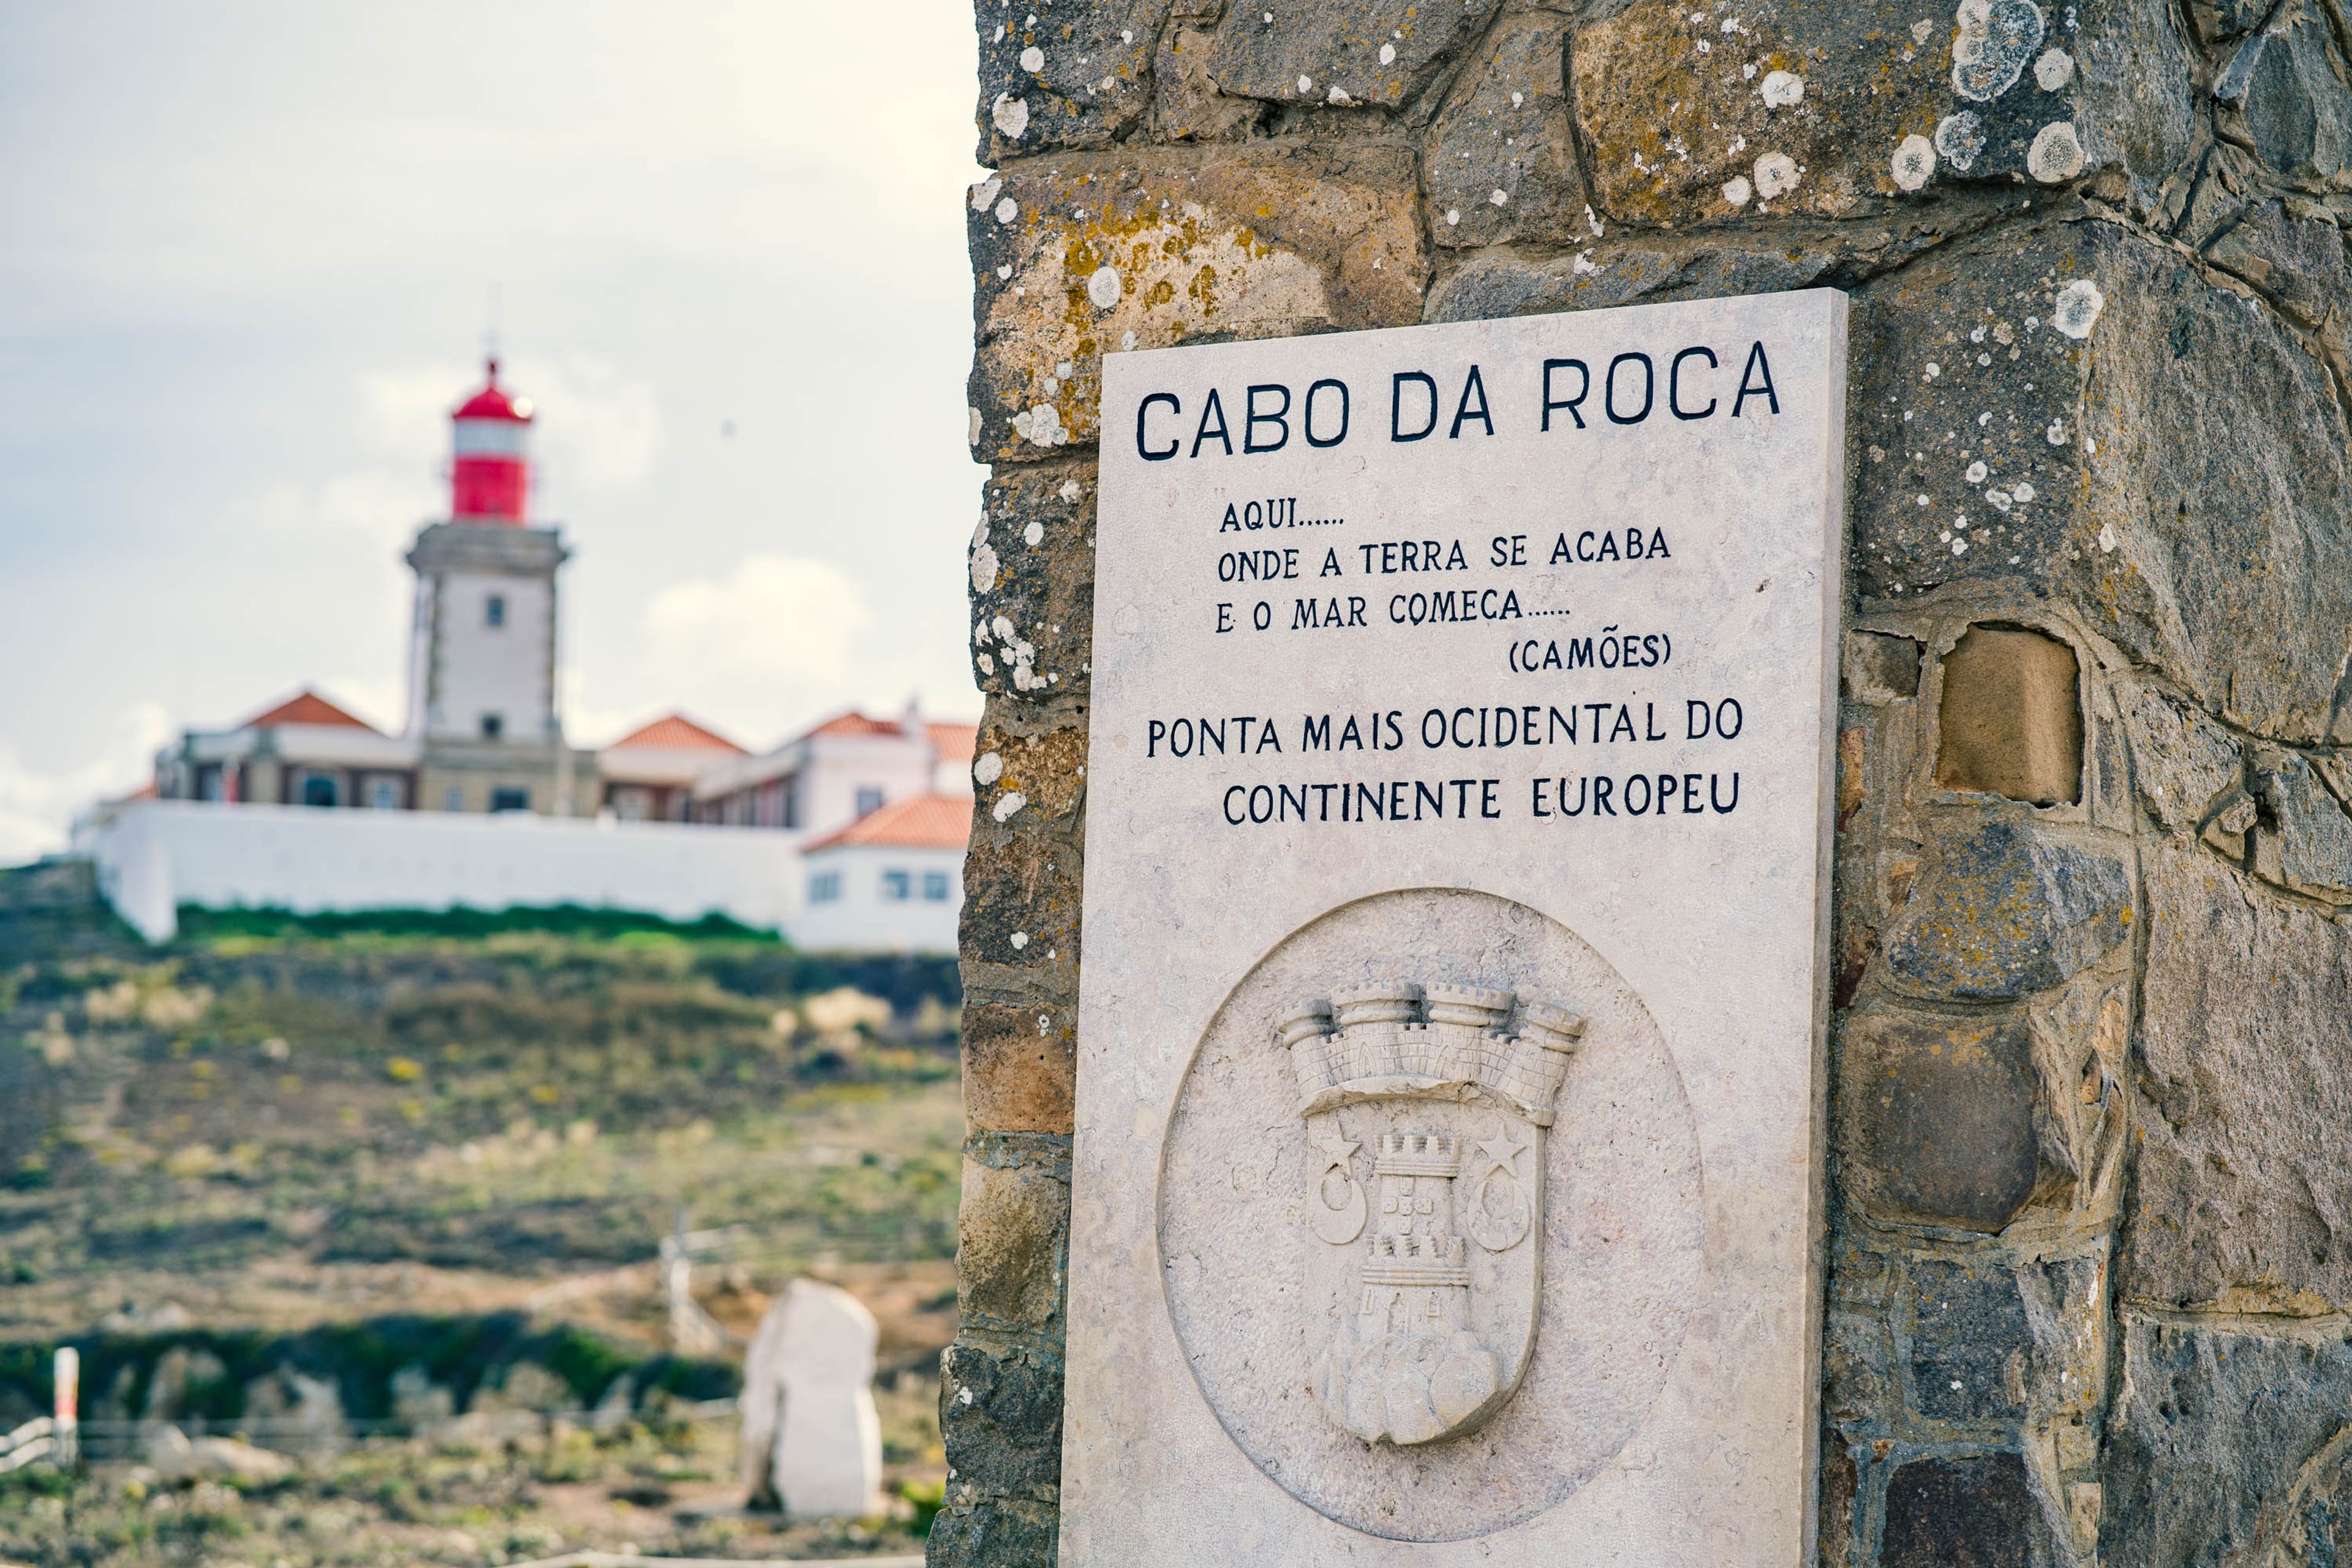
[404,358,589,815]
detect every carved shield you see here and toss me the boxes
[1276,979,1583,1447]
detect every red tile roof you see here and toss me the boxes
[794,711,981,755]
[925,722,978,763]
[605,713,747,753]
[802,710,905,740]
[804,793,973,852]
[240,690,382,733]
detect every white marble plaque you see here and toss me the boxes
[1066,290,1847,1566]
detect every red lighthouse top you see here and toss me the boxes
[450,357,533,524]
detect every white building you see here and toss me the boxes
[597,714,748,823]
[151,359,595,817]
[689,708,975,831]
[795,794,970,954]
[82,357,975,952]
[153,690,421,811]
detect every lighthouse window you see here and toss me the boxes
[486,594,506,628]
[480,713,504,741]
[453,420,527,457]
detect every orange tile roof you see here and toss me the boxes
[804,793,973,852]
[240,690,382,733]
[801,710,905,740]
[925,722,978,762]
[605,713,747,753]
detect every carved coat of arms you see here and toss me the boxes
[1273,981,1583,1447]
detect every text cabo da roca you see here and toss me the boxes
[1126,338,1789,834]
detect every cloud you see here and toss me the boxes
[241,469,444,557]
[521,353,663,497]
[0,701,173,864]
[638,554,869,735]
[358,364,468,462]
[561,680,659,753]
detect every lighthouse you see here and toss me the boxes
[402,357,586,815]
[449,358,533,522]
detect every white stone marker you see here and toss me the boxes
[1066,291,1847,1565]
[740,1278,885,1517]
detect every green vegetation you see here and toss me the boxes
[0,1413,942,1566]
[175,903,788,945]
[0,920,962,1292]
[0,1319,737,1430]
[0,868,965,1563]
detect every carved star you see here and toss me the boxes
[1477,1122,1529,1177]
[1313,1130,1360,1173]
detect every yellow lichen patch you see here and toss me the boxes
[1575,0,1942,221]
[985,206,1334,451]
[984,725,1090,820]
[2210,1282,2340,1317]
[1574,2,1804,224]
[973,149,1424,461]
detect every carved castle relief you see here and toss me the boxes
[1155,890,1706,1542]
[1276,981,1583,1446]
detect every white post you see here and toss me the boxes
[53,1347,77,1468]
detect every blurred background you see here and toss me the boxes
[0,4,986,1562]
[0,2,984,856]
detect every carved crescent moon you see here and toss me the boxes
[1311,1164,1368,1245]
[1466,1164,1531,1251]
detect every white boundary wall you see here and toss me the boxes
[84,801,813,943]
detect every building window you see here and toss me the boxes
[301,774,339,809]
[486,593,507,628]
[855,785,885,818]
[922,870,952,902]
[881,869,913,902]
[368,778,402,810]
[480,713,503,741]
[198,766,226,802]
[782,775,802,829]
[443,785,465,812]
[810,870,842,904]
[490,786,530,813]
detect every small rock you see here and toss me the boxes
[1882,1452,2048,1567]
[1883,820,2131,1001]
[1839,1006,2041,1230]
[146,1426,293,1483]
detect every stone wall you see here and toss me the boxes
[943,0,2352,1559]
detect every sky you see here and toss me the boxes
[0,2,988,861]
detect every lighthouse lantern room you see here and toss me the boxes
[449,358,534,523]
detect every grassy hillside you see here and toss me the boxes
[0,878,965,1564]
